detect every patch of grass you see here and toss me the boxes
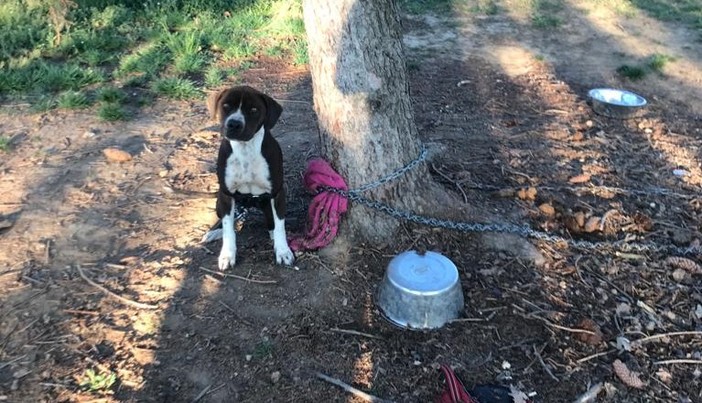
[617,64,647,80]
[647,53,676,72]
[79,368,117,393]
[116,43,171,79]
[253,340,274,359]
[98,102,127,121]
[204,66,225,88]
[153,77,201,100]
[97,86,126,104]
[400,0,455,14]
[0,136,10,152]
[57,91,90,109]
[470,0,501,14]
[532,14,561,28]
[30,96,57,112]
[629,0,702,29]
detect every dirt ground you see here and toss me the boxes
[2,1,702,402]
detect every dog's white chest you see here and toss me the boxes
[224,129,272,195]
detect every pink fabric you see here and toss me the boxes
[288,159,349,252]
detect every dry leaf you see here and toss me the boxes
[656,368,672,384]
[517,187,537,201]
[569,173,591,184]
[584,216,601,233]
[539,203,556,216]
[612,359,645,389]
[103,148,132,162]
[576,318,603,345]
[665,256,702,274]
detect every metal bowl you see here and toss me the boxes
[588,88,647,119]
[376,251,464,330]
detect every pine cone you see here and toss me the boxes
[665,257,702,274]
[612,359,645,389]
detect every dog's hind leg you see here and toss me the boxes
[266,191,294,265]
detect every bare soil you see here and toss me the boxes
[2,2,702,402]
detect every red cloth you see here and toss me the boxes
[288,159,349,251]
[436,364,478,403]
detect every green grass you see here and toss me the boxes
[0,0,308,115]
[647,53,676,72]
[79,368,117,393]
[97,86,126,104]
[57,91,91,109]
[617,64,647,80]
[153,77,201,100]
[629,0,702,29]
[253,340,274,359]
[0,136,10,152]
[98,102,127,121]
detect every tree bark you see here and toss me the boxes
[302,0,435,243]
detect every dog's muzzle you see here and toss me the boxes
[225,119,244,140]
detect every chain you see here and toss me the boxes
[315,147,702,256]
[350,145,429,193]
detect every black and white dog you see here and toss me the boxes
[202,86,294,269]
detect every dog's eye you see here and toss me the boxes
[222,103,230,110]
[250,107,258,113]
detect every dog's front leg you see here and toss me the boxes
[269,194,294,265]
[218,201,237,270]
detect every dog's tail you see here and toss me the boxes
[201,219,223,243]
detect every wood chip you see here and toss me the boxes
[612,359,645,389]
[584,216,601,233]
[538,203,556,216]
[103,148,133,162]
[569,173,591,184]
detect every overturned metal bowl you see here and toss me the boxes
[376,251,464,330]
[588,88,647,119]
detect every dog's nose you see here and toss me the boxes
[226,120,243,131]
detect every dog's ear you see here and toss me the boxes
[261,94,283,130]
[207,89,228,121]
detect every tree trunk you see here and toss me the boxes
[302,0,434,243]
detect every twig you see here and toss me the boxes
[431,163,468,203]
[0,354,27,370]
[198,266,277,284]
[654,359,702,365]
[576,349,615,364]
[632,331,702,347]
[533,345,559,382]
[525,314,597,336]
[328,328,384,340]
[63,309,100,316]
[572,382,603,403]
[76,265,158,310]
[191,384,211,403]
[315,372,394,403]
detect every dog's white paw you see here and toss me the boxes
[218,248,237,270]
[202,228,223,243]
[275,246,295,266]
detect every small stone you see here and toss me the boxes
[103,148,132,163]
[158,170,169,178]
[694,305,702,320]
[585,120,594,127]
[245,355,252,362]
[672,269,688,282]
[271,371,281,384]
[574,211,586,228]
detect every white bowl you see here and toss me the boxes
[376,251,464,330]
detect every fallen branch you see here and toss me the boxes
[315,372,394,403]
[631,331,702,347]
[199,266,277,284]
[576,349,615,364]
[654,359,702,365]
[76,265,158,310]
[328,328,384,340]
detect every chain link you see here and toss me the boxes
[461,182,697,199]
[316,147,702,256]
